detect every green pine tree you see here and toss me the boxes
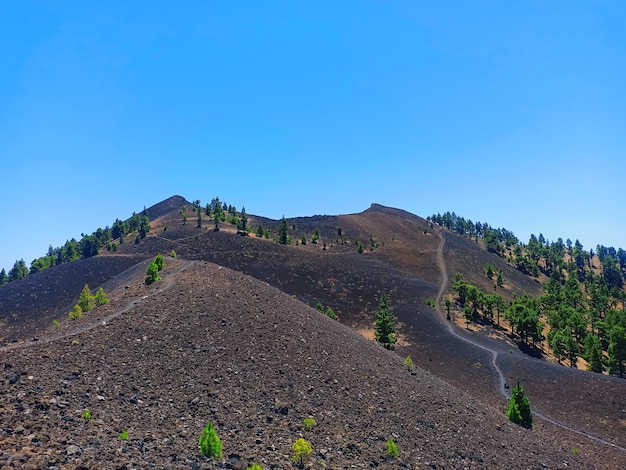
[374,292,397,350]
[78,284,95,312]
[506,381,532,429]
[278,216,289,245]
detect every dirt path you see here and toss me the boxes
[0,260,196,353]
[434,229,626,452]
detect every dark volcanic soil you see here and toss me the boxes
[1,200,625,468]
[1,260,618,469]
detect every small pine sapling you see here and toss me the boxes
[119,430,129,440]
[68,304,83,320]
[386,439,398,458]
[404,356,414,371]
[506,380,533,429]
[303,417,316,430]
[94,287,109,306]
[292,437,312,466]
[199,422,222,459]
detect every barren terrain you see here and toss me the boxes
[1,197,625,468]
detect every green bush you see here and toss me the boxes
[506,381,533,429]
[81,409,92,421]
[324,307,338,320]
[154,254,165,271]
[119,430,129,440]
[95,287,109,306]
[145,261,161,285]
[199,422,222,459]
[246,464,263,470]
[404,356,414,371]
[303,417,316,430]
[52,319,61,327]
[78,284,94,312]
[170,250,177,258]
[386,439,398,458]
[68,304,83,320]
[292,438,312,465]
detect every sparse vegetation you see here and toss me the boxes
[507,380,533,429]
[312,228,320,244]
[68,304,83,320]
[404,356,414,371]
[119,430,129,440]
[170,250,177,258]
[94,287,109,306]
[292,437,312,466]
[385,439,398,458]
[81,409,92,421]
[246,465,263,470]
[52,319,61,327]
[155,254,165,271]
[145,261,160,285]
[78,284,95,312]
[303,417,316,430]
[374,292,396,350]
[199,422,222,459]
[278,216,289,245]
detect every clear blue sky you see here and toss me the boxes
[1,1,625,272]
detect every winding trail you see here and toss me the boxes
[0,260,196,353]
[434,229,626,451]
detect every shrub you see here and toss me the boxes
[246,465,263,470]
[357,242,364,254]
[506,381,533,429]
[52,319,60,327]
[385,439,398,458]
[404,356,414,371]
[292,438,312,465]
[324,307,338,320]
[145,261,161,285]
[68,304,83,320]
[78,284,94,312]
[199,422,222,459]
[303,417,316,430]
[81,409,92,421]
[94,287,109,306]
[119,430,129,440]
[170,250,177,258]
[154,254,165,271]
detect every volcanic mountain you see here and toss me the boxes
[0,195,624,468]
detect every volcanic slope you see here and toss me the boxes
[0,260,612,469]
[2,197,625,462]
[114,200,626,451]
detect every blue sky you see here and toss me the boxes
[1,1,625,272]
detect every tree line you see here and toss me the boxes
[0,211,151,285]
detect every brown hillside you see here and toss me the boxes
[1,260,619,468]
[1,198,625,466]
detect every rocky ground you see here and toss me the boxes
[1,260,623,469]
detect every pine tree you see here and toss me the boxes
[374,292,397,350]
[0,268,7,285]
[584,334,603,373]
[506,381,532,429]
[145,261,161,285]
[608,325,626,377]
[95,287,110,306]
[78,284,95,312]
[278,216,288,245]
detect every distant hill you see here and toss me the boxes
[1,195,625,467]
